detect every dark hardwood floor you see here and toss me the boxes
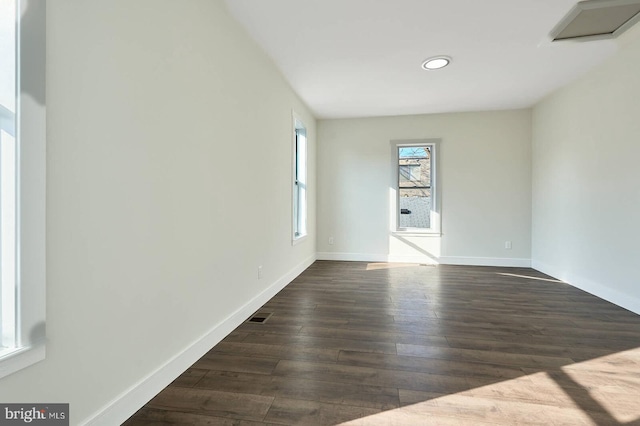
[124,261,640,425]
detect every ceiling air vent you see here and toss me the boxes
[551,0,640,42]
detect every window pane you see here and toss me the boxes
[297,184,306,236]
[398,146,431,229]
[0,0,16,113]
[293,124,307,239]
[0,0,17,350]
[296,129,306,184]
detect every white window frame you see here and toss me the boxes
[292,112,307,244]
[391,139,441,235]
[0,0,46,379]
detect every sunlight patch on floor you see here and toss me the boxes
[497,272,564,283]
[339,374,595,425]
[366,263,423,271]
[340,347,640,425]
[559,347,640,423]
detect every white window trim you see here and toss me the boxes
[291,111,307,245]
[0,0,46,379]
[391,139,441,235]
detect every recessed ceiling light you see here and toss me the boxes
[421,56,451,70]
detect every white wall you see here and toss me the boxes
[0,1,316,423]
[532,27,640,314]
[317,110,531,266]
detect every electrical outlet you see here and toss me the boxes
[505,241,512,250]
[328,237,334,245]
[258,266,263,279]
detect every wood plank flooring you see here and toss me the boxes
[124,261,640,425]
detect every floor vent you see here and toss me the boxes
[247,312,272,323]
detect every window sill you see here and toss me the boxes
[0,344,46,379]
[292,234,308,246]
[392,230,442,237]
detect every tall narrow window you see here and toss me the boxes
[394,140,440,233]
[0,0,46,379]
[292,117,307,242]
[0,0,18,355]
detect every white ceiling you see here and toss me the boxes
[224,0,620,119]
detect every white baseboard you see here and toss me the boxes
[387,254,440,264]
[317,252,530,268]
[532,260,640,315]
[440,256,531,268]
[82,254,316,426]
[316,252,389,262]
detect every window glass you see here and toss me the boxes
[0,0,17,352]
[293,120,307,240]
[397,144,435,230]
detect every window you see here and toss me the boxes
[1,0,17,355]
[393,140,440,233]
[0,0,46,379]
[292,114,307,242]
